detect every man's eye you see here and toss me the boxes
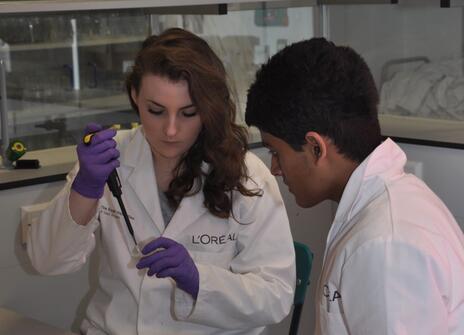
[268,149,278,157]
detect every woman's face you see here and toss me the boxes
[131,74,202,165]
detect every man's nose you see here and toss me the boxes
[270,156,282,176]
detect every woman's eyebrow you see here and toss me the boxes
[146,99,164,108]
[179,104,195,110]
[146,99,195,110]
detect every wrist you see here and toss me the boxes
[72,174,105,199]
[69,190,99,225]
[183,268,199,299]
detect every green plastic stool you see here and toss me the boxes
[289,241,314,335]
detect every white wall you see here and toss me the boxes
[0,180,93,331]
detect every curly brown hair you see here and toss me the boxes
[126,28,261,219]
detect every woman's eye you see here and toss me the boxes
[182,110,197,118]
[148,109,163,115]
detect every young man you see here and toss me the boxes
[245,37,464,334]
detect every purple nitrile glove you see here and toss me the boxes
[72,123,120,199]
[136,237,199,299]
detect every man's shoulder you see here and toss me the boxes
[347,174,461,253]
[344,191,393,247]
[385,173,456,233]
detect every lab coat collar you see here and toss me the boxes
[123,128,166,234]
[121,127,209,238]
[325,138,406,258]
[119,127,145,169]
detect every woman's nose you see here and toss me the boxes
[165,117,178,137]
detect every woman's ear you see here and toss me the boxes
[304,131,327,163]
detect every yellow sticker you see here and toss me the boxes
[13,142,25,151]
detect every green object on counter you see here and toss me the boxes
[6,140,26,162]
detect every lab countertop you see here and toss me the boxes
[380,114,464,147]
[0,127,258,191]
[0,308,77,335]
[0,145,76,190]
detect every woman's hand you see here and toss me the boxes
[136,237,199,299]
[72,123,119,199]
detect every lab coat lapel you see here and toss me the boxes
[123,130,166,234]
[121,129,210,238]
[163,179,208,239]
[325,139,405,260]
[324,161,368,261]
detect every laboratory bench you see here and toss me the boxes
[380,114,464,150]
[0,145,75,190]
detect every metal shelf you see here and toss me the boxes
[9,35,145,51]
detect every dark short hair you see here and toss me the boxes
[245,37,381,162]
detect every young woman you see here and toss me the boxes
[27,28,295,335]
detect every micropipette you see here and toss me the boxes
[83,131,138,249]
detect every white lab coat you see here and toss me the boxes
[315,138,464,335]
[27,127,296,335]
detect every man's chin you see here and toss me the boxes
[294,194,315,209]
[294,198,307,208]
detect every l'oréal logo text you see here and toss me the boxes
[192,233,237,245]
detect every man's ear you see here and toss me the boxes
[130,88,138,107]
[304,131,327,163]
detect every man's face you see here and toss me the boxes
[261,131,329,208]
